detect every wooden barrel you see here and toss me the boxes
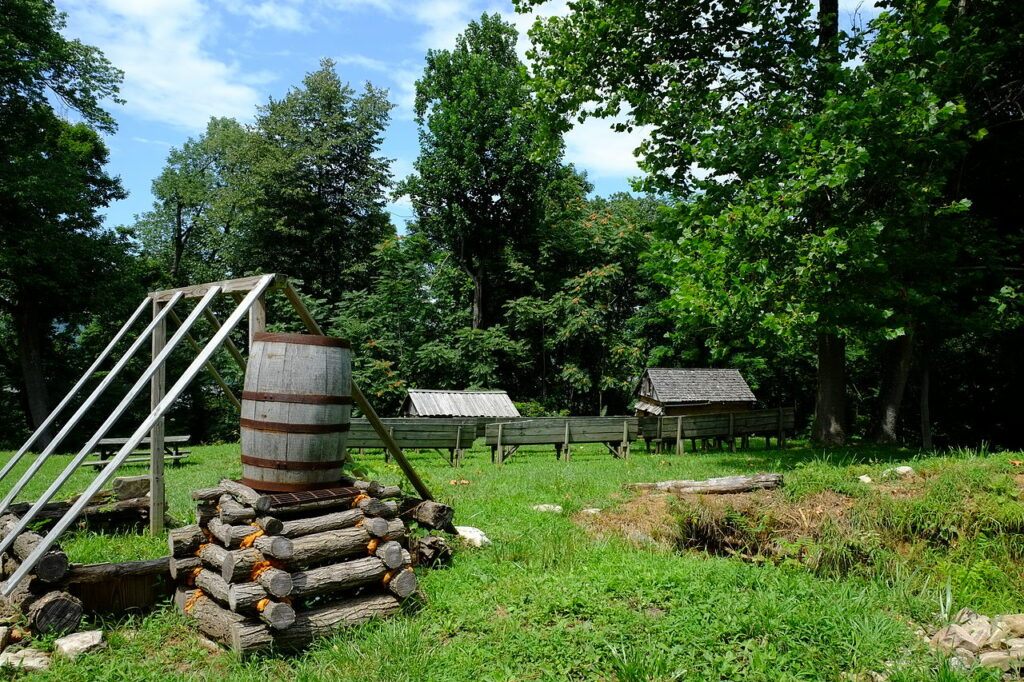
[240,332,352,492]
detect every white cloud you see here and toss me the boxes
[409,0,480,49]
[564,116,649,178]
[224,0,307,31]
[61,0,264,130]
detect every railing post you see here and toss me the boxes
[676,416,683,456]
[564,420,571,462]
[149,299,167,534]
[249,293,266,347]
[497,423,504,466]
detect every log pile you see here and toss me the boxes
[172,478,453,656]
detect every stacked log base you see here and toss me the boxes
[173,478,443,656]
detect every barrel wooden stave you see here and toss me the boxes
[241,333,351,492]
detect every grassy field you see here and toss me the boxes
[1,439,1022,680]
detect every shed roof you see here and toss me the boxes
[638,368,756,405]
[401,389,521,418]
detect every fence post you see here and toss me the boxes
[497,423,504,466]
[454,426,462,467]
[676,416,683,456]
[778,406,786,448]
[621,420,629,459]
[563,420,571,462]
[728,412,735,453]
[149,298,166,535]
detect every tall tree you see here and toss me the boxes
[0,0,127,444]
[400,13,561,329]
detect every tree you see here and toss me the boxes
[0,0,127,444]
[400,13,561,329]
[233,60,395,300]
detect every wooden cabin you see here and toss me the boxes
[633,368,756,417]
[399,389,521,418]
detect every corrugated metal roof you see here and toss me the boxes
[401,389,521,418]
[638,368,756,404]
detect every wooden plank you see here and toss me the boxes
[203,309,246,371]
[168,309,240,410]
[248,293,266,349]
[150,274,284,303]
[97,435,190,446]
[150,299,167,535]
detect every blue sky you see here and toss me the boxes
[57,0,878,230]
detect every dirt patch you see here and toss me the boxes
[575,493,680,548]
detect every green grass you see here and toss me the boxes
[0,440,1018,680]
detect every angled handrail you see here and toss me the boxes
[0,297,150,485]
[0,289,211,556]
[0,292,183,516]
[1,275,274,595]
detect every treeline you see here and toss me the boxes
[1,1,1021,450]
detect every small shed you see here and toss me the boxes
[634,368,756,417]
[399,389,521,418]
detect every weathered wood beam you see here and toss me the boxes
[150,274,284,303]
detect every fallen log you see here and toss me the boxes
[277,509,363,538]
[230,593,402,655]
[626,474,784,495]
[224,583,294,629]
[285,527,371,569]
[168,524,205,558]
[63,558,168,584]
[0,515,70,583]
[403,500,454,531]
[195,502,217,525]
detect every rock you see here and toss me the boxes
[954,608,980,625]
[932,624,987,653]
[980,651,1011,671]
[996,615,1024,638]
[858,475,873,484]
[54,630,105,660]
[580,508,602,515]
[455,526,491,548]
[0,648,51,671]
[1006,638,1024,651]
[953,648,977,668]
[986,625,1010,649]
[0,627,9,654]
[531,504,563,513]
[112,475,150,500]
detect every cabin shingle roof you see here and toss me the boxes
[401,389,521,418]
[640,368,756,405]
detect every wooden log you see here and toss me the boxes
[191,486,226,502]
[208,518,258,548]
[196,502,217,525]
[357,497,398,518]
[386,567,418,600]
[63,558,168,583]
[112,475,150,500]
[353,480,384,496]
[374,540,405,570]
[626,473,784,494]
[221,547,262,584]
[170,556,201,580]
[230,593,401,655]
[25,591,83,635]
[228,581,267,612]
[218,495,256,524]
[219,479,271,513]
[290,556,387,599]
[278,509,363,538]
[410,535,452,568]
[253,534,293,561]
[228,580,298,628]
[168,524,205,558]
[254,516,284,535]
[0,514,70,583]
[194,568,231,605]
[286,527,371,569]
[6,496,150,528]
[404,500,454,531]
[362,517,405,541]
[256,567,292,598]
[258,599,296,630]
[198,543,230,572]
[376,485,402,499]
[175,587,249,648]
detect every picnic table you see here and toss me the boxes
[85,435,191,468]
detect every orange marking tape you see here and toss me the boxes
[195,542,210,557]
[250,560,273,581]
[383,571,394,586]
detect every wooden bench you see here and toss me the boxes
[85,435,191,468]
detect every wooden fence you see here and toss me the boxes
[484,417,638,464]
[639,407,796,454]
[345,419,471,466]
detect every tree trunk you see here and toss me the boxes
[812,332,846,445]
[920,351,932,450]
[471,262,485,329]
[875,330,914,444]
[14,303,53,448]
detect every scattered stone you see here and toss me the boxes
[996,615,1024,638]
[112,475,150,500]
[954,608,980,625]
[1006,638,1024,651]
[54,630,105,660]
[580,508,602,515]
[858,475,873,484]
[0,648,51,672]
[933,624,987,653]
[195,635,222,654]
[455,526,491,548]
[531,504,563,513]
[980,650,1011,671]
[953,648,977,667]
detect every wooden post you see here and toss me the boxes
[150,299,166,534]
[728,413,735,452]
[563,420,571,462]
[249,293,266,348]
[496,423,504,466]
[621,420,629,459]
[454,426,462,467]
[778,406,786,448]
[676,416,683,456]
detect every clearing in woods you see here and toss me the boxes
[1,440,1022,681]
